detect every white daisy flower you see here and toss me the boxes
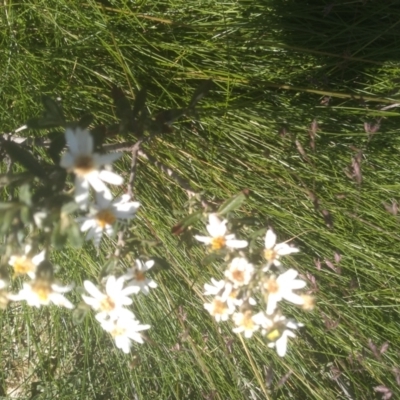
[263,228,299,268]
[124,259,157,295]
[8,245,45,279]
[232,310,260,338]
[79,193,140,246]
[9,279,73,309]
[204,279,242,309]
[204,278,231,297]
[194,214,248,251]
[82,275,137,322]
[204,296,235,322]
[252,312,303,357]
[101,317,150,353]
[264,268,306,315]
[224,257,254,287]
[265,316,303,357]
[60,127,123,208]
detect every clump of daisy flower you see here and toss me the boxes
[198,213,311,357]
[82,274,152,353]
[8,261,73,309]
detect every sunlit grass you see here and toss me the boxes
[1,0,400,398]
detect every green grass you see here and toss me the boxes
[1,0,400,398]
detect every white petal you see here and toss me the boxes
[289,279,306,290]
[86,173,110,194]
[194,235,212,244]
[116,336,132,352]
[32,250,45,266]
[278,268,298,282]
[145,260,155,270]
[275,243,299,256]
[75,129,93,155]
[84,280,104,300]
[121,285,139,297]
[207,214,226,237]
[113,202,140,215]
[265,229,277,250]
[50,293,74,309]
[98,169,123,185]
[60,152,74,169]
[65,129,78,154]
[226,239,248,249]
[82,294,99,308]
[74,177,90,208]
[97,152,123,165]
[283,292,305,305]
[105,276,118,294]
[266,295,279,315]
[276,333,288,357]
[80,218,96,232]
[148,280,157,289]
[92,229,104,247]
[95,191,112,209]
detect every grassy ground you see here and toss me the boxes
[1,0,400,399]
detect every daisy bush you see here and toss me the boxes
[0,83,312,358]
[190,210,311,357]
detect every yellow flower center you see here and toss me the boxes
[212,298,227,315]
[74,155,95,176]
[134,270,146,282]
[211,236,226,250]
[241,311,255,330]
[265,277,279,294]
[264,249,277,262]
[266,328,281,341]
[229,289,239,300]
[13,257,35,276]
[32,280,52,301]
[111,326,126,338]
[100,296,116,312]
[231,269,245,284]
[96,209,116,228]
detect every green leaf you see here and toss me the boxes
[0,210,17,235]
[155,109,186,126]
[47,131,66,164]
[72,304,91,325]
[51,221,67,249]
[201,252,221,266]
[217,190,249,216]
[26,96,65,129]
[67,221,83,248]
[20,206,32,225]
[172,211,203,235]
[0,203,17,211]
[151,256,171,271]
[61,201,80,215]
[0,172,32,188]
[188,79,213,109]
[77,114,94,130]
[1,140,47,179]
[132,88,147,118]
